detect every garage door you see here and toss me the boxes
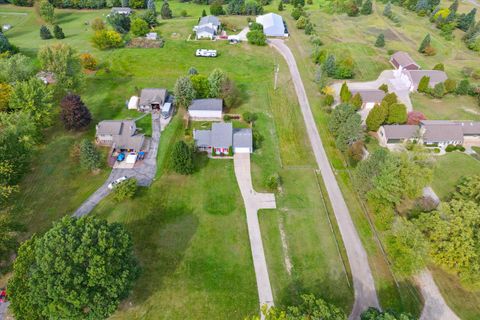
[234,147,251,154]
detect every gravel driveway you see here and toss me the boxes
[270,39,379,319]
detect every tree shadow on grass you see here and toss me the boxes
[123,199,199,304]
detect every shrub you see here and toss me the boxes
[455,79,471,95]
[171,141,194,175]
[417,76,430,93]
[423,45,436,56]
[131,17,150,37]
[348,140,365,162]
[366,103,387,131]
[91,18,105,31]
[310,36,323,46]
[180,9,188,17]
[433,148,440,153]
[296,16,308,29]
[247,30,266,46]
[161,0,173,19]
[324,94,334,106]
[378,83,388,93]
[243,111,258,123]
[113,178,138,202]
[210,1,225,15]
[445,144,456,152]
[457,145,466,152]
[335,58,355,79]
[304,22,314,35]
[266,173,281,190]
[60,94,92,130]
[340,82,351,103]
[53,25,65,39]
[91,30,124,50]
[79,139,101,171]
[406,111,426,125]
[432,82,446,98]
[387,103,407,124]
[323,54,336,77]
[0,32,13,54]
[107,13,131,34]
[141,10,159,27]
[80,53,98,70]
[433,63,444,71]
[382,92,398,106]
[291,7,304,20]
[444,79,457,93]
[40,25,53,40]
[375,33,385,47]
[346,2,359,16]
[350,92,363,110]
[39,0,55,24]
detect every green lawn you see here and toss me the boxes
[412,93,480,121]
[3,6,353,318]
[135,113,152,136]
[431,152,480,200]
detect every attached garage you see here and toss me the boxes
[233,128,253,154]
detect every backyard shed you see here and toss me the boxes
[188,98,223,120]
[256,13,287,37]
[128,96,139,110]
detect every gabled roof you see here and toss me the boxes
[199,15,220,27]
[382,125,419,140]
[196,25,215,35]
[233,128,252,149]
[350,89,386,103]
[193,129,211,147]
[97,120,135,136]
[421,121,464,143]
[407,70,448,86]
[391,51,420,69]
[139,88,167,106]
[457,121,480,135]
[211,122,233,148]
[256,13,285,36]
[113,134,144,151]
[189,99,223,111]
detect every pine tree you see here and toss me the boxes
[278,0,284,11]
[350,93,363,110]
[40,25,52,40]
[323,54,336,77]
[383,2,392,17]
[161,1,173,19]
[0,32,12,53]
[53,25,65,39]
[375,33,385,47]
[448,0,458,13]
[417,76,430,92]
[415,0,429,13]
[361,0,372,15]
[366,103,387,131]
[340,82,352,103]
[147,0,156,13]
[418,33,431,53]
[202,9,207,17]
[458,8,476,32]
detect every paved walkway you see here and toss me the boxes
[270,39,379,319]
[0,302,8,320]
[233,153,276,312]
[416,270,460,320]
[73,113,161,217]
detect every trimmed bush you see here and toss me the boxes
[113,178,138,202]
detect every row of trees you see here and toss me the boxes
[12,0,146,9]
[174,68,241,109]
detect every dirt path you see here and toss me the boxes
[233,153,277,314]
[269,39,379,319]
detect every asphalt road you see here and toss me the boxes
[270,39,380,319]
[233,153,277,313]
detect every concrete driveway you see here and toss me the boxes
[73,113,161,218]
[270,39,379,319]
[233,153,276,312]
[0,302,9,320]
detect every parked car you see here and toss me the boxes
[0,288,6,303]
[195,49,217,57]
[117,152,125,162]
[108,176,128,190]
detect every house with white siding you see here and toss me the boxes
[188,98,223,120]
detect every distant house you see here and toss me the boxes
[110,7,132,15]
[390,51,420,70]
[377,125,419,146]
[404,70,448,92]
[350,89,386,109]
[188,98,223,120]
[139,88,168,112]
[256,13,287,37]
[193,122,253,155]
[36,71,56,85]
[96,120,145,152]
[193,15,221,39]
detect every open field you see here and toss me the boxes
[431,152,480,199]
[412,93,480,121]
[2,5,353,318]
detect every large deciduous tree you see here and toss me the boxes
[38,43,83,93]
[8,216,138,320]
[60,94,92,130]
[9,77,54,127]
[190,74,210,98]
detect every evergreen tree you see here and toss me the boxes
[323,54,336,77]
[417,76,430,92]
[366,103,387,131]
[458,8,476,32]
[350,92,363,110]
[171,141,194,175]
[375,33,385,47]
[161,1,173,19]
[0,32,12,53]
[53,25,65,39]
[433,63,444,70]
[432,82,445,98]
[360,0,372,15]
[340,82,351,103]
[40,25,52,40]
[448,0,458,13]
[383,2,392,17]
[418,33,431,52]
[278,0,284,10]
[415,0,429,13]
[387,103,407,124]
[202,9,207,16]
[79,139,101,171]
[147,0,156,13]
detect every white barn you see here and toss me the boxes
[188,99,223,120]
[256,13,287,37]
